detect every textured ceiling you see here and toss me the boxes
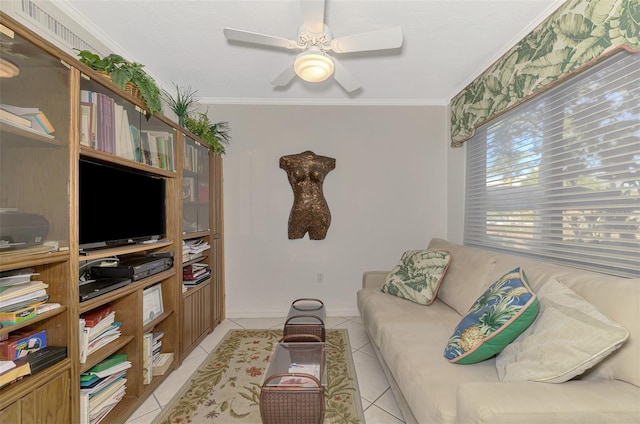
[60,0,566,105]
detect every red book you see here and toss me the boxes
[81,305,113,328]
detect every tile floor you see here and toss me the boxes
[125,316,405,424]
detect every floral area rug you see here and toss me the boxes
[153,329,364,424]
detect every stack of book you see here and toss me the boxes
[0,268,50,326]
[182,240,211,262]
[142,331,165,384]
[183,263,211,287]
[0,359,31,389]
[80,353,131,424]
[0,104,55,138]
[79,305,121,363]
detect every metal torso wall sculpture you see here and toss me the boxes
[280,150,336,240]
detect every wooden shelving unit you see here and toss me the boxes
[0,13,224,423]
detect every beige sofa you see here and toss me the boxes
[357,238,639,423]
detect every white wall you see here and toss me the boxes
[203,104,450,316]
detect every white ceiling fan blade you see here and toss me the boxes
[330,27,403,53]
[332,59,361,93]
[223,28,297,49]
[300,0,325,35]
[271,65,296,87]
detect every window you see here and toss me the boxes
[464,51,639,278]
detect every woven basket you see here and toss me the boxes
[97,71,144,103]
[260,373,325,424]
[284,298,326,342]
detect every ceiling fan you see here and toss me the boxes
[223,0,403,93]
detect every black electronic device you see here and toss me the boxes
[14,346,67,374]
[79,277,131,302]
[79,159,166,250]
[0,211,49,249]
[146,251,173,259]
[89,256,173,281]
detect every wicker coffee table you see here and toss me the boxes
[259,342,326,424]
[283,298,326,342]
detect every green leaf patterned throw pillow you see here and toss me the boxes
[444,267,539,364]
[380,250,452,305]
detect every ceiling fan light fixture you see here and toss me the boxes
[294,50,334,82]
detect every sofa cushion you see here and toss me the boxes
[380,249,451,305]
[496,278,630,383]
[444,267,539,364]
[378,320,499,423]
[427,238,497,315]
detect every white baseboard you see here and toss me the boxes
[226,308,359,319]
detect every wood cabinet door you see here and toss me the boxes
[0,401,21,424]
[19,371,70,424]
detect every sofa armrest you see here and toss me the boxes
[456,380,640,424]
[362,271,389,289]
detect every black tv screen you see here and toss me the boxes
[79,159,166,250]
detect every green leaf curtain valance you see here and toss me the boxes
[450,0,640,147]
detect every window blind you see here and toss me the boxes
[464,51,640,278]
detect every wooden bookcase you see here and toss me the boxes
[180,138,225,358]
[0,13,224,423]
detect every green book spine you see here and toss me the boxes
[88,353,127,373]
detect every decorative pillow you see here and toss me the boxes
[380,250,451,305]
[444,267,539,364]
[496,278,630,383]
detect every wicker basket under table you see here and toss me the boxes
[283,298,326,342]
[260,342,326,424]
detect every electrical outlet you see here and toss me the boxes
[316,272,324,283]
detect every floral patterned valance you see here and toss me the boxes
[450,0,640,147]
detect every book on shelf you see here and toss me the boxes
[80,90,98,148]
[80,102,93,146]
[183,266,210,281]
[81,305,113,327]
[0,107,32,128]
[79,310,119,363]
[0,104,54,134]
[0,294,49,313]
[129,124,142,162]
[36,302,61,314]
[80,370,127,424]
[0,360,16,374]
[141,130,175,170]
[0,286,48,311]
[0,280,48,303]
[0,361,30,389]
[152,351,173,376]
[183,270,211,286]
[198,183,210,202]
[182,177,196,201]
[0,268,38,288]
[86,323,121,356]
[23,112,55,134]
[82,353,131,379]
[80,369,126,395]
[142,332,153,384]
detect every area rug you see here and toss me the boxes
[153,328,364,424]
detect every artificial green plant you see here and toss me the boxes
[75,49,162,115]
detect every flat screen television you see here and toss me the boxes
[79,159,166,250]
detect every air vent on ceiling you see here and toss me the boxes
[4,0,110,56]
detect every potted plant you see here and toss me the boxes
[163,83,199,127]
[184,112,231,155]
[75,49,162,115]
